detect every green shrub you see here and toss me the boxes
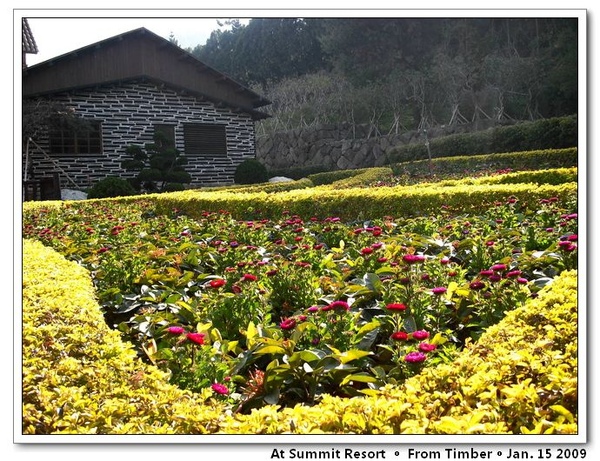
[234,159,270,184]
[161,182,186,193]
[388,115,577,163]
[87,176,137,199]
[392,148,578,176]
[269,164,331,180]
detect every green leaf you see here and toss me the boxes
[334,349,372,364]
[340,373,378,386]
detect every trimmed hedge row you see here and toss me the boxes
[410,167,578,189]
[392,147,578,177]
[21,238,578,434]
[219,269,578,434]
[387,116,577,164]
[22,239,225,435]
[149,182,577,222]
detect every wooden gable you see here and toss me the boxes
[22,27,270,120]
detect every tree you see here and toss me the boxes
[121,131,191,192]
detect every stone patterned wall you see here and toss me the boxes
[25,81,257,189]
[256,120,503,171]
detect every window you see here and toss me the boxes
[153,124,175,149]
[49,119,102,156]
[183,123,227,156]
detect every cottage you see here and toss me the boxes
[22,26,271,192]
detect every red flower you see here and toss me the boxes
[386,303,407,311]
[211,383,229,395]
[506,270,522,278]
[391,331,409,341]
[209,279,226,288]
[469,280,486,290]
[242,274,258,282]
[490,264,507,272]
[186,332,205,346]
[167,326,185,335]
[432,287,447,295]
[361,247,374,255]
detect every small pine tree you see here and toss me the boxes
[121,131,191,192]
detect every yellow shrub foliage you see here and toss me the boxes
[22,238,578,435]
[216,269,578,434]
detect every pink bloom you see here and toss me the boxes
[403,254,425,264]
[186,332,205,346]
[506,270,522,278]
[479,270,494,277]
[211,383,229,395]
[412,330,430,340]
[432,287,447,295]
[567,234,578,241]
[490,264,507,272]
[167,326,185,335]
[517,277,529,284]
[279,318,297,330]
[404,351,427,363]
[386,303,407,311]
[418,342,437,352]
[330,300,350,311]
[440,257,450,265]
[391,331,409,341]
[489,274,502,283]
[307,306,319,313]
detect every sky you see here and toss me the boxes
[25,17,247,66]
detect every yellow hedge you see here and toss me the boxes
[217,269,578,434]
[22,239,226,435]
[22,241,578,435]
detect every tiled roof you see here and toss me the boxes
[22,18,38,54]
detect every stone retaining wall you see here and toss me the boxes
[256,120,503,171]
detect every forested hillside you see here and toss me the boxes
[185,18,577,137]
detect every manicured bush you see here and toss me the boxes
[269,163,331,180]
[87,176,137,199]
[22,239,226,435]
[21,237,578,434]
[216,270,578,434]
[234,159,270,184]
[392,148,578,177]
[388,116,577,163]
[21,158,579,435]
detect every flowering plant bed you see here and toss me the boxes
[23,175,578,418]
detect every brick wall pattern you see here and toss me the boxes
[24,81,257,189]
